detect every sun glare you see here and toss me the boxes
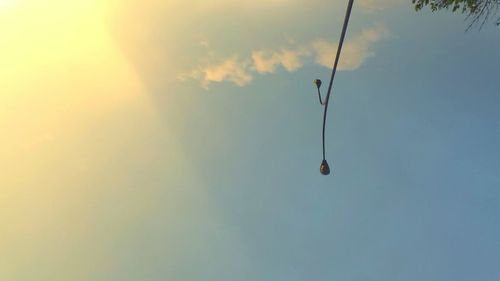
[0,0,15,8]
[0,0,143,104]
[0,0,150,172]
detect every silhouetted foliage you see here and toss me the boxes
[412,0,500,29]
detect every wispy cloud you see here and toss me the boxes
[179,56,253,88]
[312,24,389,70]
[251,49,308,74]
[111,0,396,90]
[180,24,389,88]
[358,0,402,12]
[194,0,297,12]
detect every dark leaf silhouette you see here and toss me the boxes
[412,0,500,29]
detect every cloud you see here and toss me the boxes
[180,25,389,88]
[179,56,253,88]
[178,48,309,88]
[193,0,297,12]
[312,24,389,70]
[251,49,308,73]
[181,49,308,88]
[109,0,396,90]
[21,133,58,150]
[200,40,210,48]
[358,0,402,12]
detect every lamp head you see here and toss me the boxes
[320,159,330,175]
[314,79,322,89]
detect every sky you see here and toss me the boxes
[0,0,499,280]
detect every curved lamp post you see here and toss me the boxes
[314,0,355,175]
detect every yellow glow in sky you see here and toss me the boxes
[0,0,152,174]
[0,0,148,143]
[0,2,203,280]
[0,0,15,9]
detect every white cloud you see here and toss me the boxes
[110,1,396,89]
[251,50,280,73]
[180,56,253,88]
[251,48,308,73]
[182,48,307,87]
[180,25,389,88]
[200,39,210,48]
[312,24,389,70]
[358,0,402,12]
[193,0,297,12]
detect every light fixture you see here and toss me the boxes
[313,0,355,175]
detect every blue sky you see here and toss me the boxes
[0,1,498,280]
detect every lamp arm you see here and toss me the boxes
[317,88,326,105]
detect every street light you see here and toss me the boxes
[313,0,355,176]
